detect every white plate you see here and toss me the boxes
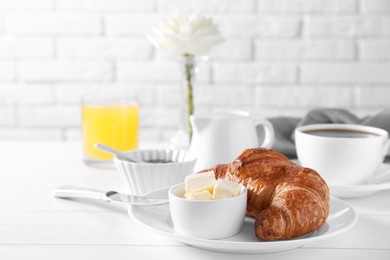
[128,187,357,254]
[292,160,390,199]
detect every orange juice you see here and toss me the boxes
[82,103,139,161]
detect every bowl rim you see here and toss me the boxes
[114,149,197,165]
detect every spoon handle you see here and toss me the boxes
[94,143,140,162]
[52,185,110,202]
[95,143,122,157]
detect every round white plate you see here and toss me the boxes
[128,187,357,254]
[292,160,390,199]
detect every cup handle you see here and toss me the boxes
[383,139,390,156]
[254,118,275,149]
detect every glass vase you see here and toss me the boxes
[170,55,200,149]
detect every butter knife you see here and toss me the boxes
[53,185,169,206]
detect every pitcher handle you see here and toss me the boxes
[383,139,390,156]
[254,118,275,149]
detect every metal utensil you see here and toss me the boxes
[94,143,142,163]
[53,185,168,206]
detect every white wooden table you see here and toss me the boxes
[0,141,389,259]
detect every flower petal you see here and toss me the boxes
[147,12,224,56]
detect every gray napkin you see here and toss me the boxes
[257,108,390,158]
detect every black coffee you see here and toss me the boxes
[145,159,175,163]
[304,129,380,138]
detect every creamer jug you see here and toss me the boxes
[190,110,275,171]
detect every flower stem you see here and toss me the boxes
[184,55,194,141]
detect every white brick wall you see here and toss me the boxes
[257,0,357,13]
[0,108,15,126]
[0,0,389,142]
[210,40,252,61]
[105,14,159,35]
[0,61,15,80]
[216,16,301,37]
[18,106,80,127]
[255,40,355,60]
[360,40,390,60]
[157,0,255,13]
[0,83,54,105]
[301,64,390,84]
[56,0,154,12]
[0,0,52,10]
[0,37,53,58]
[19,61,112,81]
[305,16,390,37]
[361,0,390,13]
[255,86,354,107]
[214,63,297,83]
[4,14,102,35]
[57,37,153,59]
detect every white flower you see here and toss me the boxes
[147,12,224,56]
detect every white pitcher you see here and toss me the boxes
[190,110,275,172]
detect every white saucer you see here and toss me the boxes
[128,187,357,254]
[329,163,390,198]
[291,160,390,199]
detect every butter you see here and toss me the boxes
[212,179,242,200]
[184,171,242,201]
[186,190,212,200]
[184,171,216,197]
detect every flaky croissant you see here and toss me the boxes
[202,148,329,241]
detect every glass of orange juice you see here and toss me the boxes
[81,95,139,167]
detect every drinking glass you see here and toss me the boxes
[81,95,139,167]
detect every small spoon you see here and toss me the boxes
[53,185,168,206]
[94,143,142,163]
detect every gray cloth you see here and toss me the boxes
[258,108,390,158]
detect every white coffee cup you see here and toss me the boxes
[295,124,390,185]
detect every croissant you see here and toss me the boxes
[201,148,329,241]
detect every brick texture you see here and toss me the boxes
[0,0,389,142]
[216,15,301,37]
[57,37,152,59]
[0,61,15,80]
[360,40,390,60]
[255,40,354,60]
[210,40,252,61]
[4,14,102,35]
[0,108,15,126]
[301,64,390,84]
[56,0,154,12]
[157,0,255,13]
[18,106,80,127]
[105,14,159,35]
[214,63,297,83]
[0,37,53,58]
[18,61,112,81]
[355,86,390,107]
[361,0,390,13]
[258,0,357,13]
[305,16,390,37]
[0,0,52,10]
[0,83,54,105]
[255,86,353,107]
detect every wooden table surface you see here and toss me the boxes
[0,141,389,259]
